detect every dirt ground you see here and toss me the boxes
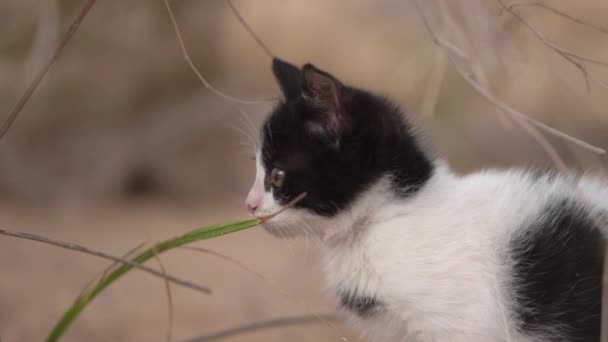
[0,200,360,342]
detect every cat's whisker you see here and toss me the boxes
[235,110,259,146]
[257,192,308,224]
[235,106,261,146]
[297,217,322,246]
[237,141,254,149]
[228,122,256,148]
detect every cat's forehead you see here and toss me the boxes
[264,100,306,130]
[259,101,318,168]
[261,102,302,147]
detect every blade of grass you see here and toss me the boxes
[46,217,258,342]
[180,313,341,342]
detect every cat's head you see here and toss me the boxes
[245,58,432,238]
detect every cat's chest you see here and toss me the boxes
[320,215,504,341]
[321,240,437,342]
[321,235,386,317]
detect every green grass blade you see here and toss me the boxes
[46,218,258,342]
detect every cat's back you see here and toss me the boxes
[361,166,606,341]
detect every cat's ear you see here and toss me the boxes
[302,64,344,147]
[272,58,302,100]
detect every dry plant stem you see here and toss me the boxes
[225,0,274,58]
[74,242,146,304]
[46,192,307,341]
[163,0,273,105]
[498,0,608,91]
[420,51,447,117]
[508,2,608,36]
[44,218,258,342]
[0,0,97,140]
[0,228,211,294]
[152,250,174,342]
[413,0,605,162]
[181,313,341,342]
[181,246,349,342]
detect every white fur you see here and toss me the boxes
[247,156,608,341]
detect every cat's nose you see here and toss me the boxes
[246,203,258,215]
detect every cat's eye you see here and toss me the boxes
[270,168,286,188]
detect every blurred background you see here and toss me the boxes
[1,0,608,340]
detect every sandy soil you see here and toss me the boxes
[0,201,360,342]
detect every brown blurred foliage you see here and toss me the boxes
[1,0,608,207]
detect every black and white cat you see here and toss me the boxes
[245,58,606,342]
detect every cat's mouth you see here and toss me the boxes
[255,192,308,223]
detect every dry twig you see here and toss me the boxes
[225,0,274,58]
[180,313,341,342]
[0,0,97,141]
[163,0,274,105]
[74,242,146,304]
[508,2,608,36]
[498,0,608,91]
[181,244,348,342]
[0,227,211,294]
[153,249,175,342]
[414,0,605,173]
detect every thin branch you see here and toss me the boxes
[413,0,605,167]
[74,242,146,304]
[0,0,97,141]
[498,0,608,91]
[180,246,264,279]
[414,4,567,170]
[420,50,447,117]
[180,245,348,342]
[163,0,274,105]
[225,0,274,58]
[0,227,211,294]
[180,313,342,342]
[508,2,608,36]
[153,249,174,342]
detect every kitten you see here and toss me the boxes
[245,58,607,342]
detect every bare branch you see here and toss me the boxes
[0,0,97,141]
[163,0,274,105]
[0,227,211,294]
[420,51,447,117]
[153,249,174,342]
[508,2,608,36]
[225,0,274,58]
[75,242,146,304]
[180,313,342,342]
[498,0,608,91]
[413,0,605,169]
[180,245,348,342]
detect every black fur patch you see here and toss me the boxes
[261,59,434,217]
[510,198,605,341]
[339,292,383,317]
